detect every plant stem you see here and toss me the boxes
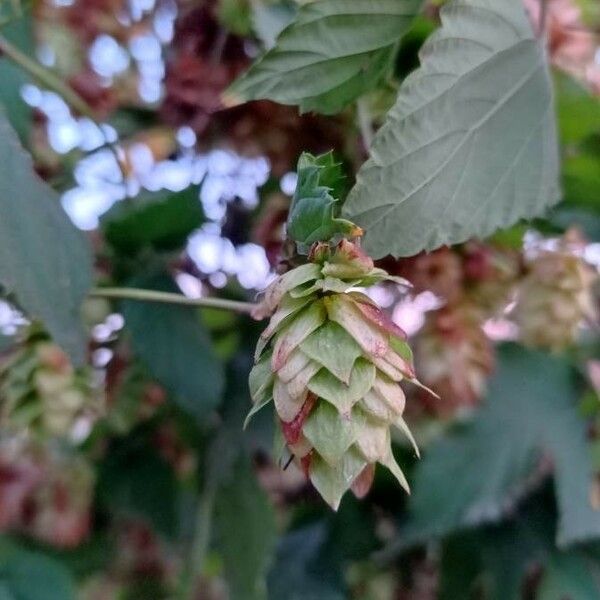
[0,34,96,120]
[178,478,218,600]
[89,287,259,316]
[356,97,374,149]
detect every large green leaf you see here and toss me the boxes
[0,17,32,143]
[0,539,76,600]
[0,113,92,363]
[388,345,598,554]
[121,275,224,420]
[538,552,600,599]
[343,0,560,258]
[101,186,203,255]
[438,492,600,600]
[227,0,422,114]
[215,455,277,600]
[267,522,347,600]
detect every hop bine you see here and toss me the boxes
[246,240,430,509]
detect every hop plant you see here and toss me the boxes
[0,329,101,439]
[513,236,597,351]
[247,240,423,509]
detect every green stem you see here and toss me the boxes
[179,483,217,600]
[89,287,259,316]
[356,97,374,149]
[0,34,96,120]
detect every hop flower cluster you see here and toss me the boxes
[247,240,422,509]
[0,331,101,439]
[0,437,94,547]
[514,239,597,351]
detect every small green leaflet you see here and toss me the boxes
[386,344,600,556]
[343,0,560,258]
[287,152,360,246]
[226,0,423,114]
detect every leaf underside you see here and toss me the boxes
[343,0,560,258]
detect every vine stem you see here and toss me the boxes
[179,483,217,600]
[356,97,374,149]
[0,34,96,120]
[0,32,129,181]
[89,287,259,316]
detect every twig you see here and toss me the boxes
[356,97,374,150]
[89,287,259,316]
[0,33,97,120]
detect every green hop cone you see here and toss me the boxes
[247,240,425,509]
[0,329,102,439]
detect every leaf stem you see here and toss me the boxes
[89,287,259,316]
[0,34,96,120]
[356,97,374,149]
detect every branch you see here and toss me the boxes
[0,34,96,120]
[89,287,259,316]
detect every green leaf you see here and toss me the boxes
[122,275,224,420]
[215,455,277,600]
[97,433,178,537]
[0,539,76,600]
[287,152,358,246]
[101,186,204,255]
[556,74,600,145]
[0,17,32,143]
[393,344,599,552]
[267,522,347,600]
[538,552,600,600]
[343,0,560,258]
[0,112,92,363]
[251,0,297,49]
[227,0,422,114]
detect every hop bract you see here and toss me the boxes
[247,240,422,509]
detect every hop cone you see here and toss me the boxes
[413,304,493,417]
[247,240,421,509]
[514,239,597,351]
[0,330,101,438]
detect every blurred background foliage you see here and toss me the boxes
[0,0,598,598]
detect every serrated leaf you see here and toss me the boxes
[227,0,422,114]
[0,540,76,600]
[0,112,92,363]
[101,186,203,255]
[287,153,359,246]
[215,455,277,600]
[343,0,560,258]
[391,344,599,553]
[122,275,224,421]
[251,0,297,49]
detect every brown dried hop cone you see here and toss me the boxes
[513,236,597,352]
[246,240,423,509]
[0,329,101,439]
